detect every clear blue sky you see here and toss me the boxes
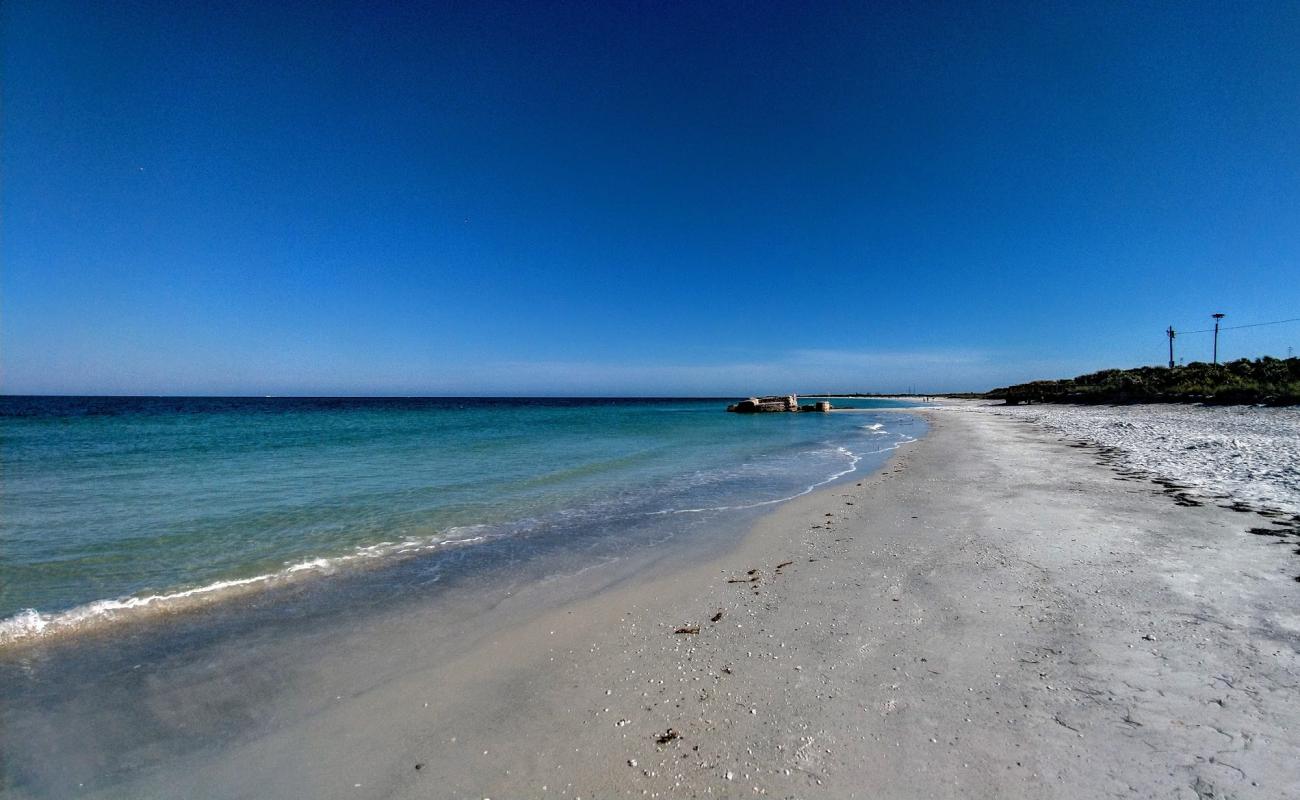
[3,0,1298,395]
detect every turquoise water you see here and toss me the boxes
[0,396,920,642]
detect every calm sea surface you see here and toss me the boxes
[0,396,921,643]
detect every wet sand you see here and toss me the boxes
[23,406,1300,799]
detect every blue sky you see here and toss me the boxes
[3,0,1298,395]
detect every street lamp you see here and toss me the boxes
[1212,313,1225,365]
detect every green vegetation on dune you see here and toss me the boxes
[988,357,1300,406]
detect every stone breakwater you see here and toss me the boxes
[726,395,832,413]
[950,402,1300,516]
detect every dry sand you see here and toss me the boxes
[959,402,1300,517]
[86,406,1300,799]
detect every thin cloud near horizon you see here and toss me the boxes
[0,348,1095,397]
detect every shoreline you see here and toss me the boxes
[7,406,1300,798]
[0,408,921,651]
[2,413,923,798]
[374,404,1293,800]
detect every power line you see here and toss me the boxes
[1177,316,1300,335]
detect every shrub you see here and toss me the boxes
[987,358,1300,406]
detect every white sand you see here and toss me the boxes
[953,402,1300,516]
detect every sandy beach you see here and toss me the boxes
[57,403,1297,800]
[8,2,1299,797]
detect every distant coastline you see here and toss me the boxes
[805,355,1300,407]
[989,356,1300,406]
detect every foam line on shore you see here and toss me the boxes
[653,434,915,515]
[0,530,488,647]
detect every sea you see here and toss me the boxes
[0,395,923,796]
[0,395,921,642]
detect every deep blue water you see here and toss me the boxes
[0,396,920,642]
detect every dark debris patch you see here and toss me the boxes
[655,728,680,744]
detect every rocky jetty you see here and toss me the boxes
[726,395,831,413]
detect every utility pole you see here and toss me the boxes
[1212,313,1226,365]
[1166,325,1176,369]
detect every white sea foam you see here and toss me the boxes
[655,446,864,514]
[655,428,917,515]
[951,403,1300,516]
[0,529,491,647]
